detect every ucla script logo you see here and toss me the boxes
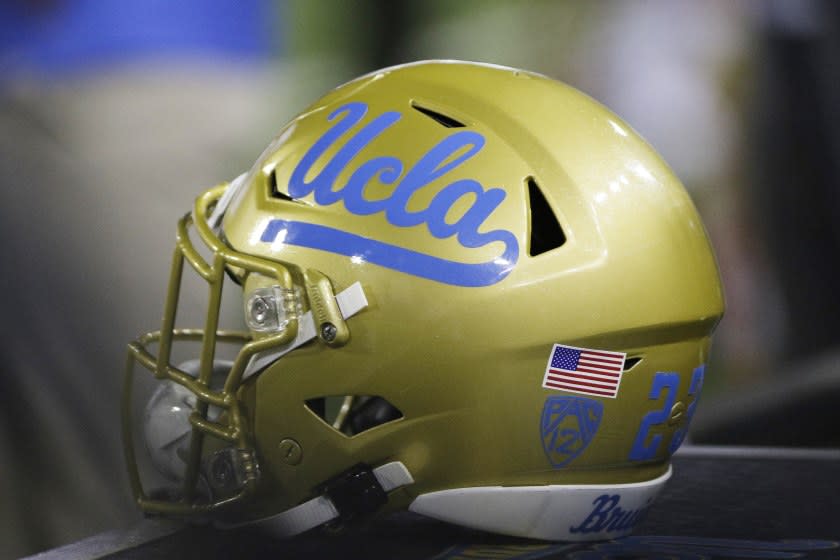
[260,102,519,287]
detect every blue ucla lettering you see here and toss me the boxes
[289,102,402,207]
[264,101,520,287]
[569,494,651,535]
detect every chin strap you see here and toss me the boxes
[239,461,413,537]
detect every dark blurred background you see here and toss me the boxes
[1,1,838,557]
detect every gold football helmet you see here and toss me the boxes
[123,61,724,540]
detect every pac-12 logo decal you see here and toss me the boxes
[541,396,603,468]
[259,101,520,287]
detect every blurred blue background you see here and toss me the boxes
[1,1,838,556]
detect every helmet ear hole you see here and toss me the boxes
[347,397,402,435]
[305,396,403,436]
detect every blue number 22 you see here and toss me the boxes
[628,366,705,461]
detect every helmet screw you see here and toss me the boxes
[278,438,303,466]
[211,454,234,489]
[668,401,686,426]
[320,322,337,342]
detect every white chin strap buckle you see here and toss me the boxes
[239,461,413,537]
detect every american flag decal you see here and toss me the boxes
[542,344,627,398]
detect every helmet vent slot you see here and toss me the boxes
[623,357,642,371]
[305,395,403,437]
[527,177,566,256]
[267,168,294,201]
[411,102,465,128]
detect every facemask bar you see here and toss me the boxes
[122,185,299,516]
